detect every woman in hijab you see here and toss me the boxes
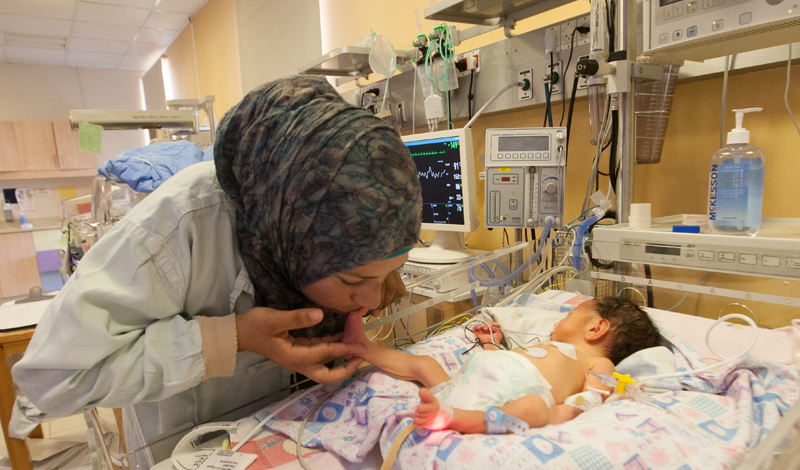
[11,76,422,457]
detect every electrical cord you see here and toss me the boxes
[560,28,580,126]
[468,69,475,119]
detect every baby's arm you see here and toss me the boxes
[343,310,450,388]
[472,322,504,350]
[547,357,615,425]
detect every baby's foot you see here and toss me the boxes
[414,388,451,430]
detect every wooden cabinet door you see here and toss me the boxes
[52,121,97,170]
[0,122,20,172]
[0,232,41,298]
[12,122,58,171]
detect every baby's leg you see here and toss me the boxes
[344,310,450,388]
[415,391,550,434]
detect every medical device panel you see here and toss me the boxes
[592,216,800,280]
[484,128,565,229]
[402,128,479,263]
[643,0,800,61]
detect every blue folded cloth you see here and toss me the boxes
[98,141,204,193]
[202,145,214,162]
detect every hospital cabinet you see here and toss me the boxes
[0,121,96,179]
[0,232,40,299]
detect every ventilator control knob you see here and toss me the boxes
[556,130,565,141]
[544,182,558,194]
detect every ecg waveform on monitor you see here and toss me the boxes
[408,150,446,157]
[418,166,449,179]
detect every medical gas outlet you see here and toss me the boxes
[484,128,566,229]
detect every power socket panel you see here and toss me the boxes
[455,49,481,78]
[560,20,576,50]
[547,61,562,95]
[577,15,591,46]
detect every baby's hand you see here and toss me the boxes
[472,322,503,346]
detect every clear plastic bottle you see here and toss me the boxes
[708,108,765,236]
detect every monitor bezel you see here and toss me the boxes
[402,128,478,233]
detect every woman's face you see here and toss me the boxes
[300,254,409,314]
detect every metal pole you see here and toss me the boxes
[616,0,636,224]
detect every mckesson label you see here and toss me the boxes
[709,164,718,221]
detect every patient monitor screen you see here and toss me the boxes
[405,136,466,226]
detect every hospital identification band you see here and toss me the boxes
[484,407,529,435]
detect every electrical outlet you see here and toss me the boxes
[577,55,589,90]
[577,15,591,46]
[560,20,576,50]
[455,49,481,77]
[518,69,533,100]
[544,25,560,52]
[547,61,562,95]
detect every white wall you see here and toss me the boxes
[235,0,322,93]
[0,63,148,166]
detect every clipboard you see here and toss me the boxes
[0,287,54,330]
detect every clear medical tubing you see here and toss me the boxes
[463,81,522,129]
[469,260,510,306]
[636,313,758,386]
[572,214,600,269]
[469,218,554,288]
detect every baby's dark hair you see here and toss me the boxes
[591,297,662,365]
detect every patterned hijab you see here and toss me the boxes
[215,76,421,336]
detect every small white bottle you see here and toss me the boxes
[3,201,11,222]
[708,108,765,236]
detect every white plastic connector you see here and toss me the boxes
[466,55,478,70]
[590,190,613,216]
[424,94,445,120]
[544,31,559,53]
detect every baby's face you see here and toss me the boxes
[551,301,597,342]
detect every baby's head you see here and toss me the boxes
[591,297,662,365]
[552,297,661,365]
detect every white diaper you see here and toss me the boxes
[430,350,556,411]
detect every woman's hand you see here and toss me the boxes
[235,307,367,384]
[472,322,504,347]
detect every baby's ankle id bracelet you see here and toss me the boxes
[485,407,529,435]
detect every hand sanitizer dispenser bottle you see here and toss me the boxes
[708,108,765,237]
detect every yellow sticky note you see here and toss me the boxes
[79,121,102,154]
[58,185,77,201]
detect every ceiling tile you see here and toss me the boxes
[67,60,119,69]
[127,41,162,55]
[5,46,67,62]
[144,10,187,31]
[88,0,156,8]
[0,14,71,37]
[67,50,123,65]
[154,0,205,14]
[67,37,131,54]
[76,1,149,27]
[135,28,175,45]
[0,0,76,20]
[119,53,151,69]
[72,21,139,41]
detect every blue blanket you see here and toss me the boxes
[98,141,206,193]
